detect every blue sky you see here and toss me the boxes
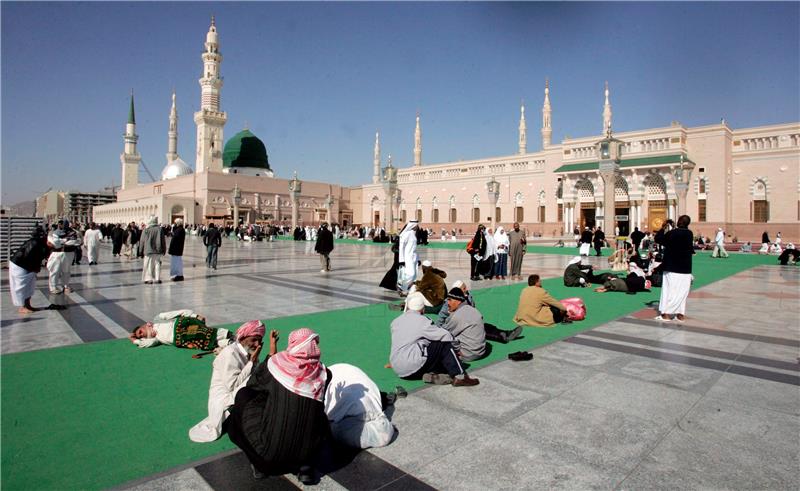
[2,1,798,204]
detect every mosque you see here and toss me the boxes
[95,18,800,241]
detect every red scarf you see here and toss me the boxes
[267,328,327,401]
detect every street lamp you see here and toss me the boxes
[486,176,500,229]
[231,183,242,227]
[596,127,624,236]
[672,155,695,216]
[382,156,398,233]
[289,172,302,230]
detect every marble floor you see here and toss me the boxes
[3,239,799,490]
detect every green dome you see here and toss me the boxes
[222,129,270,169]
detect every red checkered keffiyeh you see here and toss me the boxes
[267,328,327,401]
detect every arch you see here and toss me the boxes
[415,197,422,210]
[537,190,546,205]
[575,178,594,203]
[370,195,380,210]
[432,196,439,208]
[749,176,770,198]
[615,175,629,201]
[696,176,708,195]
[643,173,667,200]
[472,194,480,206]
[514,191,524,206]
[449,195,456,209]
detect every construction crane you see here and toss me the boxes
[139,158,157,182]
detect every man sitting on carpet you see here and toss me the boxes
[562,256,611,287]
[513,274,568,327]
[190,321,274,443]
[438,283,523,346]
[389,292,479,386]
[410,260,448,310]
[129,310,233,350]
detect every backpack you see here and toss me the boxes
[466,237,476,254]
[561,297,586,321]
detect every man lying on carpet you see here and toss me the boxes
[563,256,615,288]
[389,292,480,386]
[189,320,274,443]
[513,274,570,327]
[225,328,330,484]
[593,261,651,294]
[129,309,233,350]
[440,286,523,361]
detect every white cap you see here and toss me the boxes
[421,260,432,267]
[452,280,465,289]
[406,292,426,311]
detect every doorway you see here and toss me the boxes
[373,211,380,227]
[648,200,667,231]
[580,205,596,229]
[615,207,630,236]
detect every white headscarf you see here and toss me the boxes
[147,215,158,227]
[494,227,509,251]
[629,261,646,278]
[399,221,418,235]
[484,229,497,258]
[568,256,582,266]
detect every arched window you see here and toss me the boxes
[752,179,769,223]
[698,178,706,194]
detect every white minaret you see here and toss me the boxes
[603,81,612,135]
[166,90,178,162]
[121,91,141,190]
[373,131,381,184]
[518,101,527,154]
[541,78,552,149]
[413,113,422,167]
[194,16,227,173]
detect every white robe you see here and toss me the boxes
[397,227,418,292]
[134,310,231,348]
[324,363,394,449]
[189,343,254,442]
[659,272,692,315]
[9,262,36,306]
[84,229,103,263]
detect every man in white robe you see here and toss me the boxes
[189,321,272,443]
[83,222,103,265]
[397,220,419,294]
[324,363,396,449]
[711,228,729,258]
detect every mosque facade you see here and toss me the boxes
[95,19,800,241]
[357,82,800,241]
[94,19,350,228]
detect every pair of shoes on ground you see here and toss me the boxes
[423,373,480,387]
[384,385,409,406]
[508,351,533,361]
[654,315,685,323]
[502,326,523,343]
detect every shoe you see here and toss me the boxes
[504,326,523,343]
[171,276,184,282]
[508,351,533,361]
[654,315,671,322]
[297,466,315,485]
[422,372,453,385]
[251,464,265,480]
[156,280,162,284]
[144,281,152,285]
[320,269,327,273]
[394,386,408,399]
[452,375,480,387]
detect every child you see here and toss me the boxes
[189,321,278,443]
[129,309,232,350]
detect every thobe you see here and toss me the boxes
[141,224,166,283]
[189,342,255,442]
[83,229,103,264]
[507,229,526,276]
[397,225,418,293]
[111,227,125,256]
[46,229,80,294]
[711,230,728,258]
[134,310,232,348]
[168,225,186,278]
[324,363,395,449]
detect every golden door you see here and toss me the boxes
[648,207,667,231]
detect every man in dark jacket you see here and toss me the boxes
[8,227,49,313]
[468,225,487,281]
[630,227,645,253]
[654,216,695,321]
[592,227,606,257]
[110,224,125,256]
[169,218,186,281]
[204,223,222,270]
[314,223,334,273]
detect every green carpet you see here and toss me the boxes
[0,252,776,490]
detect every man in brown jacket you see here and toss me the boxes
[412,260,448,310]
[513,274,568,327]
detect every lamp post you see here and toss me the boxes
[382,156,398,233]
[231,183,242,227]
[486,176,500,229]
[324,194,334,225]
[596,127,624,237]
[289,172,302,231]
[672,155,695,217]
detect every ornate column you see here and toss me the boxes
[596,129,624,236]
[289,172,302,230]
[274,194,280,223]
[325,194,334,224]
[486,176,500,230]
[231,183,241,227]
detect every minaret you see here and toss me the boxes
[166,91,178,162]
[121,91,141,190]
[194,16,228,173]
[518,101,527,154]
[541,78,552,149]
[603,81,612,135]
[413,112,422,167]
[373,131,381,184]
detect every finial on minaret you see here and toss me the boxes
[167,89,179,163]
[128,90,136,124]
[413,112,422,167]
[211,15,215,27]
[603,81,612,135]
[244,120,249,130]
[518,100,527,155]
[373,130,381,184]
[541,78,552,149]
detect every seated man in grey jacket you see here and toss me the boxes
[389,292,479,387]
[442,288,522,361]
